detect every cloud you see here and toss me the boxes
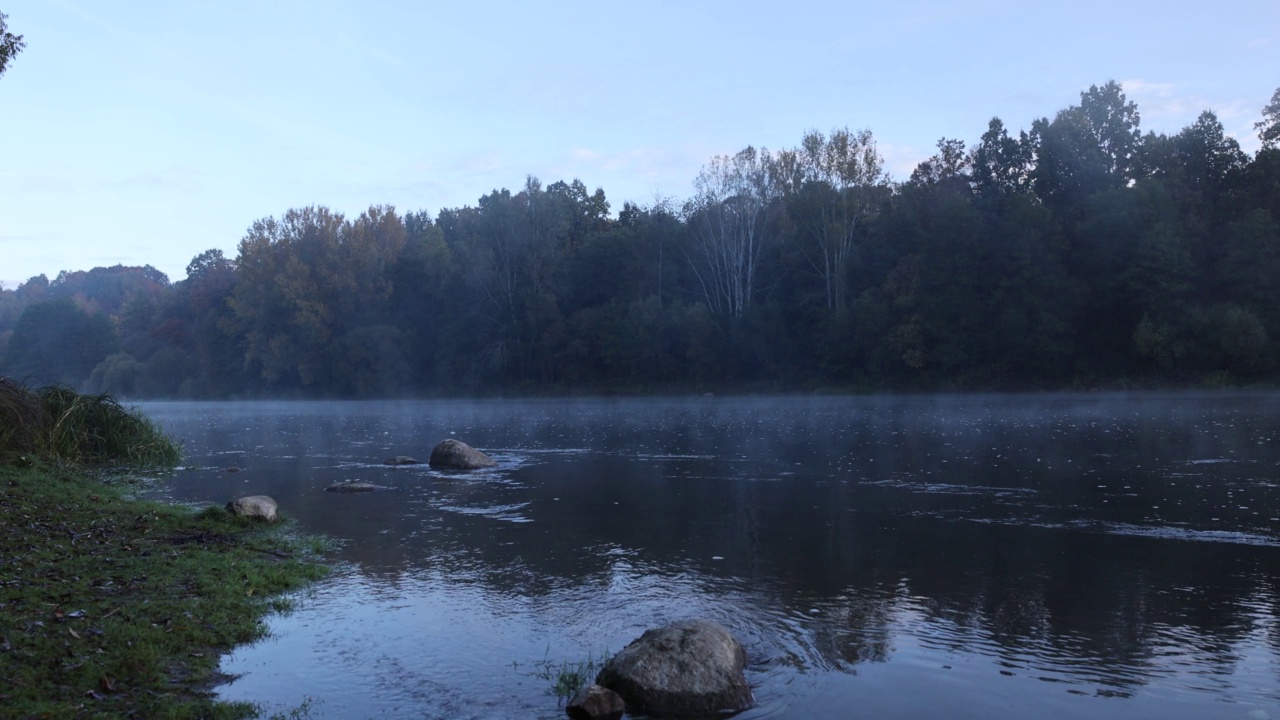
[336,34,403,68]
[542,144,717,205]
[48,0,130,38]
[1121,79,1178,99]
[1122,80,1213,122]
[112,166,204,193]
[0,232,59,245]
[52,0,375,164]
[562,146,663,175]
[438,152,512,189]
[878,142,931,181]
[344,153,518,211]
[1121,79,1250,124]
[20,175,78,195]
[1121,79,1262,152]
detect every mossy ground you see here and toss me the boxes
[0,463,328,719]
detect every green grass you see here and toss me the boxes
[0,464,329,718]
[0,380,328,718]
[0,379,327,712]
[0,378,181,468]
[514,647,613,704]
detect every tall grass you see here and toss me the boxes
[0,377,180,467]
[514,648,613,703]
[0,376,47,457]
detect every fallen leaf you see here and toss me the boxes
[69,628,81,639]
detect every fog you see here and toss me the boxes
[139,393,1280,718]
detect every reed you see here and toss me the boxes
[0,377,180,467]
[0,376,47,457]
[515,647,613,703]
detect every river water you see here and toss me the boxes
[139,393,1280,719]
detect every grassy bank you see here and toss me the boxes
[0,378,182,468]
[0,379,328,719]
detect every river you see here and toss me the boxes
[139,392,1280,719]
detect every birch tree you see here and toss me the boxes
[685,146,778,318]
[784,128,887,311]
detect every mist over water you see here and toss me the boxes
[140,393,1280,719]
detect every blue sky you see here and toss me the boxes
[1,0,1277,287]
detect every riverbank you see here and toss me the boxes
[0,463,328,718]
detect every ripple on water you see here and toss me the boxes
[867,477,1038,497]
[1068,521,1280,548]
[437,502,534,523]
[134,394,1280,719]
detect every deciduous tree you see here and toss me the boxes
[0,12,24,79]
[1257,87,1280,150]
[1031,81,1142,212]
[782,127,888,311]
[971,118,1033,203]
[684,146,779,318]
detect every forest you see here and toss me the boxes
[4,81,1280,398]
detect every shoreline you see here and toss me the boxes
[107,373,1280,403]
[0,463,328,719]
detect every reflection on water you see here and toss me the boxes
[140,393,1280,719]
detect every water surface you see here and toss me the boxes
[141,393,1280,719]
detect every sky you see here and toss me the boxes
[1,0,1277,288]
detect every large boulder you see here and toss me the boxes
[566,683,625,720]
[596,618,753,717]
[428,439,496,470]
[225,495,278,522]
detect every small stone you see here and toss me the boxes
[566,684,625,720]
[225,495,277,522]
[325,482,387,493]
[383,456,421,466]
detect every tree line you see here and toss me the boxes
[4,81,1280,397]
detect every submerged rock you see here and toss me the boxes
[225,495,278,522]
[383,456,421,466]
[566,683,625,720]
[428,439,496,470]
[596,618,753,717]
[325,481,388,493]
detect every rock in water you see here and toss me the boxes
[225,495,278,522]
[428,439,496,470]
[566,683,625,720]
[383,456,421,466]
[325,482,388,493]
[596,618,753,717]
